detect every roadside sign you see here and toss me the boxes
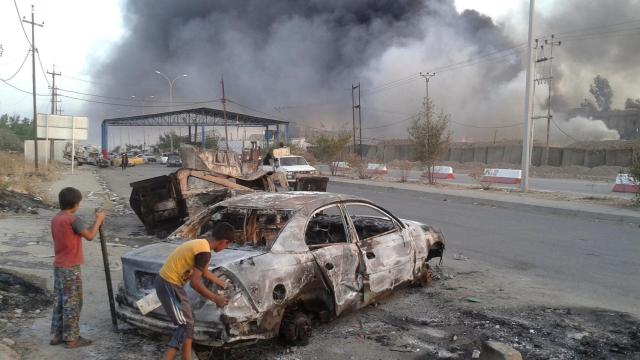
[36,114,89,174]
[36,114,88,140]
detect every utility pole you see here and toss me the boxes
[23,5,44,169]
[533,34,561,165]
[351,83,362,158]
[520,0,536,192]
[47,65,61,115]
[419,72,436,106]
[221,76,229,150]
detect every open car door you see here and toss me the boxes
[306,204,363,316]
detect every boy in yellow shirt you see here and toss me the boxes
[155,222,233,360]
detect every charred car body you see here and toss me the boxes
[116,192,445,349]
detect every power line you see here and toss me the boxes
[12,0,32,47]
[0,49,30,81]
[36,50,50,87]
[551,118,580,142]
[0,78,48,96]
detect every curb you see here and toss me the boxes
[329,178,640,225]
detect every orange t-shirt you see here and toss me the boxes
[51,211,86,268]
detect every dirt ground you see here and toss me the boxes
[0,166,639,359]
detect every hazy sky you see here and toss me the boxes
[1,0,637,147]
[0,1,531,117]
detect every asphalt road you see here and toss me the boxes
[327,181,640,313]
[100,164,640,313]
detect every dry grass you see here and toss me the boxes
[0,152,61,196]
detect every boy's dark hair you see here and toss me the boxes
[58,187,82,210]
[208,222,234,242]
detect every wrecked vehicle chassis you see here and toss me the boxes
[129,168,287,237]
[116,192,445,349]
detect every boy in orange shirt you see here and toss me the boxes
[50,187,105,348]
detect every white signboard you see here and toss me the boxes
[36,114,88,141]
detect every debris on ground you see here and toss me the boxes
[0,189,51,214]
[479,340,522,360]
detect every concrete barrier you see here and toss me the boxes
[422,166,455,179]
[366,163,388,175]
[481,168,522,184]
[612,174,639,193]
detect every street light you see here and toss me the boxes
[154,70,188,106]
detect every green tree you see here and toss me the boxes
[408,99,450,185]
[589,75,613,111]
[624,98,640,110]
[309,132,352,175]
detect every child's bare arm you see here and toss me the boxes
[79,211,105,241]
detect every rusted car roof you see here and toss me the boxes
[217,191,364,212]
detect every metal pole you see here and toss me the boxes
[351,84,356,156]
[97,211,118,332]
[71,117,75,174]
[221,76,229,150]
[520,0,536,192]
[358,82,362,159]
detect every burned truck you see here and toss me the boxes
[130,146,328,237]
[129,168,287,237]
[63,143,109,167]
[116,192,445,352]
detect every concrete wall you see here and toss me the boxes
[373,141,638,167]
[23,140,67,162]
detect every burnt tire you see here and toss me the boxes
[417,262,433,287]
[281,309,312,346]
[192,344,226,360]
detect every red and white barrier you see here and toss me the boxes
[612,174,639,193]
[480,168,522,184]
[366,163,388,175]
[331,161,351,174]
[422,166,455,180]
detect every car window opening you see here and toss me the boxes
[305,207,349,248]
[202,206,293,250]
[345,204,396,241]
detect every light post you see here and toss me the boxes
[155,71,188,150]
[154,70,188,108]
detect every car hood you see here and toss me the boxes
[278,165,316,172]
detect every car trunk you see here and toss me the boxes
[121,243,266,315]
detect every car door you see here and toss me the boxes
[306,204,363,316]
[344,203,413,301]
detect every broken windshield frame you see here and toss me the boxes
[205,206,295,251]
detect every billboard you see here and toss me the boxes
[36,114,88,140]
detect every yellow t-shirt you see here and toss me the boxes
[159,239,211,287]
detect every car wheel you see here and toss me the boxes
[280,307,312,346]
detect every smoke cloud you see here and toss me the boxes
[87,0,640,145]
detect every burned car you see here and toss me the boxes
[115,192,444,350]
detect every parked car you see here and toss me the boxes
[142,153,157,163]
[166,154,182,167]
[130,154,146,166]
[115,192,445,353]
[159,153,169,164]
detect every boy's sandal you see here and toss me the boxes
[65,337,93,349]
